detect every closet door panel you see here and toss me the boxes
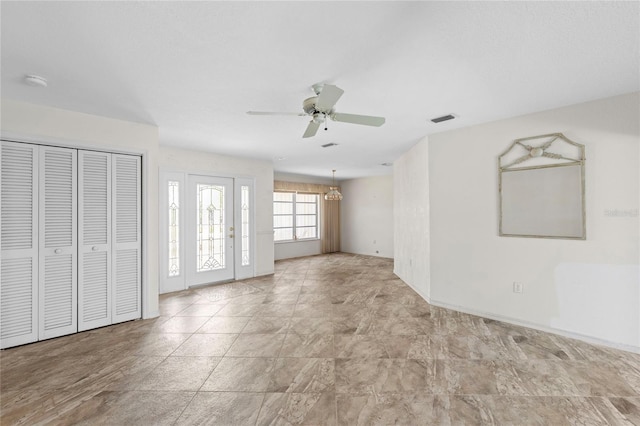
[78,151,112,331]
[0,141,39,348]
[112,154,141,323]
[38,146,77,340]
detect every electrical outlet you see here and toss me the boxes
[513,282,523,293]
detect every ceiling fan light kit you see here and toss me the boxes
[248,83,386,138]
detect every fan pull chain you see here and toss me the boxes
[324,113,328,131]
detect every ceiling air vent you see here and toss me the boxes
[430,114,455,123]
[321,143,338,148]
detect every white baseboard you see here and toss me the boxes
[397,275,640,355]
[143,310,160,320]
[398,275,432,305]
[429,298,640,355]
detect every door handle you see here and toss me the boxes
[92,246,99,251]
[229,234,234,238]
[54,249,62,254]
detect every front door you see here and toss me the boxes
[187,175,234,286]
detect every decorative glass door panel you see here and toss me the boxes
[168,181,180,278]
[234,177,254,281]
[240,185,250,266]
[187,176,234,286]
[197,183,225,272]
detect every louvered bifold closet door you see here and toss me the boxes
[112,154,141,323]
[1,142,39,349]
[78,151,112,331]
[38,146,78,340]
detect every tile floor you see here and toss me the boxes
[1,253,639,425]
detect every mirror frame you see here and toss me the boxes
[498,133,586,240]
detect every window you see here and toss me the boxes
[274,192,319,242]
[168,180,180,277]
[240,185,250,266]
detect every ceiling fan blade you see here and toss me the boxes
[315,84,344,112]
[331,112,385,127]
[302,120,321,138]
[247,111,306,116]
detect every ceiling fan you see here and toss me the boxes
[247,83,385,138]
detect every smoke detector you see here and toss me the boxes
[24,74,48,87]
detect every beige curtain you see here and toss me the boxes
[321,197,341,253]
[274,180,341,253]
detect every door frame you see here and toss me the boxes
[159,169,256,293]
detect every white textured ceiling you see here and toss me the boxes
[2,1,638,179]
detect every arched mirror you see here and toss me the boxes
[498,133,586,239]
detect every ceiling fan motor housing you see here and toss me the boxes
[303,96,333,116]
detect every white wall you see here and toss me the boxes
[274,171,333,185]
[1,99,161,318]
[159,146,274,277]
[393,138,431,300]
[274,240,322,260]
[341,175,394,258]
[427,92,639,350]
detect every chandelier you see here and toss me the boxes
[324,169,343,201]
